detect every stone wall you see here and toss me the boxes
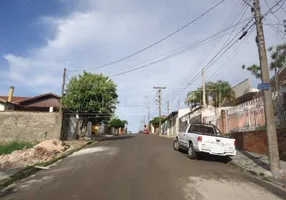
[230,128,286,161]
[0,111,62,143]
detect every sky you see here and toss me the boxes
[0,0,285,132]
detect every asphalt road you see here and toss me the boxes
[1,134,286,200]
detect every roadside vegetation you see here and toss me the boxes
[0,141,34,155]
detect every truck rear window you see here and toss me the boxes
[188,125,215,134]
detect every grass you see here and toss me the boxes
[0,141,34,155]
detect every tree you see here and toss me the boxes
[242,64,262,79]
[186,88,202,108]
[63,72,118,131]
[186,80,235,108]
[212,80,236,107]
[151,117,165,128]
[242,43,286,85]
[268,43,286,91]
[109,118,128,129]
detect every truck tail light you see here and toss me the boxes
[234,139,236,146]
[197,136,202,142]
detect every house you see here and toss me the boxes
[225,78,260,106]
[163,108,193,136]
[0,86,61,112]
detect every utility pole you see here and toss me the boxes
[202,67,207,108]
[253,0,280,178]
[146,106,151,129]
[60,68,67,113]
[154,86,166,135]
[167,101,171,115]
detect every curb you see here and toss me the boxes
[0,140,96,192]
[229,160,285,188]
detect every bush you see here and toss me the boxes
[0,141,34,155]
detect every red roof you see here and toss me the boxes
[0,96,29,103]
[0,93,60,104]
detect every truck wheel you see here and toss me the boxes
[224,156,231,164]
[173,139,180,151]
[187,144,197,159]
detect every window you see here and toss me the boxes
[202,126,215,134]
[188,125,201,133]
[215,127,222,135]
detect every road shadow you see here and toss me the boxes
[196,153,232,164]
[178,149,232,164]
[239,150,270,170]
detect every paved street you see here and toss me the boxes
[1,134,286,200]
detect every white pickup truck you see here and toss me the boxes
[173,123,236,160]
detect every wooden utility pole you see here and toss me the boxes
[60,68,67,113]
[202,67,207,108]
[253,0,280,178]
[154,86,166,135]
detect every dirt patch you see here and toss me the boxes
[0,140,69,169]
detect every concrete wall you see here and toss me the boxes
[0,103,5,111]
[230,129,286,161]
[0,111,62,142]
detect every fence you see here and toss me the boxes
[203,94,286,133]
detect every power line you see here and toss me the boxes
[242,0,254,8]
[208,27,255,81]
[264,0,282,26]
[178,1,249,88]
[266,20,286,41]
[170,22,255,102]
[272,0,286,13]
[170,19,255,101]
[273,0,286,13]
[107,24,247,77]
[170,2,284,103]
[264,0,285,16]
[68,0,227,72]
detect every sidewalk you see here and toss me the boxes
[231,150,286,186]
[158,134,176,139]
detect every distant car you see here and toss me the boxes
[173,123,236,160]
[144,129,150,134]
[127,131,132,134]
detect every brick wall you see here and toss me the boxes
[230,128,286,161]
[0,111,62,143]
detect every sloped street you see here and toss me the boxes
[1,134,285,200]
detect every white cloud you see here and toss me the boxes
[3,0,286,131]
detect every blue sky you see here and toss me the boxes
[0,0,285,132]
[0,0,66,56]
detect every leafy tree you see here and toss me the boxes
[211,80,236,107]
[109,118,128,129]
[242,43,286,87]
[63,72,118,124]
[151,117,165,128]
[186,80,235,108]
[268,43,286,91]
[242,64,262,79]
[186,88,202,108]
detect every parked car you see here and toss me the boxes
[173,123,236,160]
[144,129,150,134]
